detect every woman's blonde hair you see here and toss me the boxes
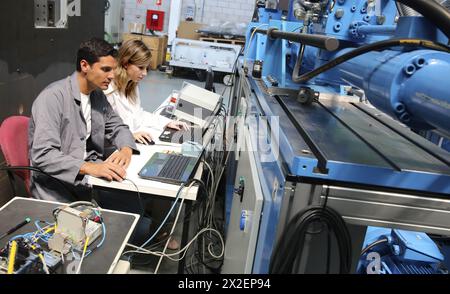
[115,39,152,103]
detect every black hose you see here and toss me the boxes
[295,38,450,83]
[395,0,450,39]
[269,205,352,274]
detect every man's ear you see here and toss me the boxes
[79,60,91,73]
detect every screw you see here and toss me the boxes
[335,8,344,19]
[376,15,386,25]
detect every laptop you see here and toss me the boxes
[138,152,200,185]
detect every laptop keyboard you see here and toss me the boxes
[157,154,192,180]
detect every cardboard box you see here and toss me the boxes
[122,33,168,70]
[159,35,168,65]
[177,21,204,40]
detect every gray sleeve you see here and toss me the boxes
[29,92,86,184]
[103,98,139,154]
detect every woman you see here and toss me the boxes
[105,39,183,249]
[105,39,188,144]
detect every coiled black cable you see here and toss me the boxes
[269,205,352,274]
[395,0,450,39]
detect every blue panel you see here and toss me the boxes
[322,0,398,43]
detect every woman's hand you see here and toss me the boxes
[166,120,190,131]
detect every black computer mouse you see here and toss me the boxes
[136,137,155,145]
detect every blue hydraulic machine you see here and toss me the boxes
[222,0,450,274]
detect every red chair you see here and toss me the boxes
[0,116,31,196]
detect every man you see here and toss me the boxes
[29,38,138,202]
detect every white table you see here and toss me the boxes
[87,92,207,200]
[87,143,201,201]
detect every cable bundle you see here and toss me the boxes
[269,205,352,274]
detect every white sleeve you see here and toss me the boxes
[105,86,137,132]
[135,88,173,131]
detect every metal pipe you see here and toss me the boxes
[292,26,308,82]
[357,25,396,35]
[253,28,340,51]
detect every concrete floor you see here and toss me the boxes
[128,68,232,274]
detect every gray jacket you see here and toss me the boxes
[29,72,138,202]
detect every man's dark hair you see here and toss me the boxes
[76,38,118,71]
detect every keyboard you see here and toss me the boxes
[159,126,204,144]
[157,154,192,180]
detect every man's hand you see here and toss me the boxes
[80,162,126,182]
[166,120,190,131]
[133,131,153,145]
[106,146,133,169]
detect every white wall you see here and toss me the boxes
[181,0,254,25]
[120,0,255,34]
[121,0,171,34]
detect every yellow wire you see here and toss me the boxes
[82,237,90,254]
[243,24,269,69]
[32,226,55,243]
[7,241,18,274]
[38,253,49,274]
[76,237,90,274]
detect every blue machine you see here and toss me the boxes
[245,0,450,137]
[223,0,450,274]
[356,227,446,274]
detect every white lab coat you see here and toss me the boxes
[104,82,172,135]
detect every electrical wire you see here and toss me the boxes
[123,178,211,267]
[154,182,195,273]
[123,228,224,262]
[123,167,224,273]
[0,166,79,200]
[138,180,192,249]
[7,240,17,274]
[360,238,389,256]
[243,24,269,71]
[76,236,90,274]
[294,38,450,83]
[38,253,50,274]
[269,205,352,274]
[121,118,228,272]
[122,178,145,219]
[152,103,171,114]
